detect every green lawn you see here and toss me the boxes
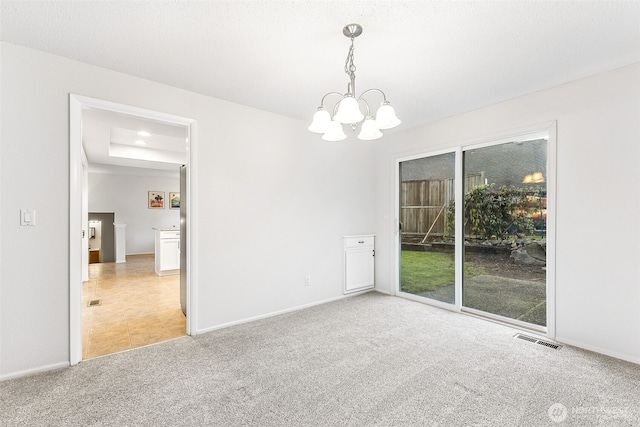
[400,250,485,294]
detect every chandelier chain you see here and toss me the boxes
[344,37,356,79]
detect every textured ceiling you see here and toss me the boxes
[2,1,640,133]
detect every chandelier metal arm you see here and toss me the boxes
[358,97,372,117]
[319,91,346,108]
[358,88,389,104]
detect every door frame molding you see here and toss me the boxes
[69,94,198,365]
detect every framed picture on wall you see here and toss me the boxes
[148,191,165,209]
[169,192,180,209]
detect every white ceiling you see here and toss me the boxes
[2,1,640,165]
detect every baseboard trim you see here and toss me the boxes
[555,336,640,365]
[195,290,373,336]
[0,361,70,382]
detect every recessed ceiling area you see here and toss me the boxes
[82,107,187,175]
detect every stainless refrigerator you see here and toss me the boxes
[180,165,187,316]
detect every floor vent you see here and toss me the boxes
[514,333,562,350]
[88,299,101,307]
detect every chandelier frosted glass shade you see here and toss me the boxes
[358,117,383,140]
[374,102,402,130]
[334,96,364,124]
[308,108,331,133]
[309,23,400,141]
[322,120,347,141]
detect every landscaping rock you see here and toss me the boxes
[510,242,546,266]
[510,249,545,265]
[538,240,546,251]
[522,241,546,261]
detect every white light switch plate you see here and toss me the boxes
[21,208,36,226]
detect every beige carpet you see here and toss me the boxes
[1,292,638,426]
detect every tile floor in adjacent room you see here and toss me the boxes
[82,254,186,360]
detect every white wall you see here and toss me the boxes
[374,63,640,364]
[88,171,180,254]
[0,43,376,379]
[2,41,636,379]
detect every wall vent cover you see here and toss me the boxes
[514,333,562,350]
[88,299,101,307]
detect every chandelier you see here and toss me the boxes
[308,24,401,141]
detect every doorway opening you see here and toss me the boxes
[70,95,197,365]
[88,212,115,264]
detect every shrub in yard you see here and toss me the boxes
[445,184,536,240]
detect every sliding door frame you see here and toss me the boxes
[394,121,557,339]
[395,147,462,311]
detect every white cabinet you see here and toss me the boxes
[154,229,180,276]
[343,235,375,294]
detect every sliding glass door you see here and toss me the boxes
[398,134,549,329]
[462,139,547,326]
[399,152,456,304]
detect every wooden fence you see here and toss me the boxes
[400,173,485,241]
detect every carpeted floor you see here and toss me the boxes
[1,292,638,426]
